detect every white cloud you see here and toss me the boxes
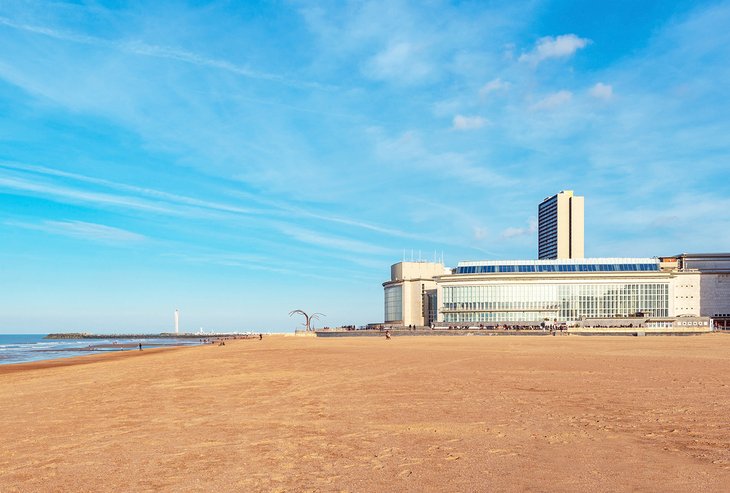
[479,78,509,98]
[531,90,573,110]
[590,82,613,100]
[473,226,489,240]
[501,226,528,238]
[519,34,590,64]
[453,114,488,130]
[501,218,537,239]
[363,42,432,84]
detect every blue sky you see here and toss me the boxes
[1,0,728,333]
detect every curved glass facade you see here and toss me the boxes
[384,285,403,322]
[442,282,669,323]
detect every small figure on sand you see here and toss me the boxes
[259,333,263,340]
[138,343,143,351]
[385,330,391,340]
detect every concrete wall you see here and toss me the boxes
[385,262,449,326]
[553,191,584,259]
[570,195,584,259]
[391,262,449,281]
[670,273,701,316]
[556,192,571,259]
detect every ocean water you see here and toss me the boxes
[0,334,202,365]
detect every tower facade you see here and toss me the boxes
[538,190,584,259]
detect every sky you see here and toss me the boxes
[1,0,729,333]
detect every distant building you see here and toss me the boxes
[383,254,730,329]
[538,190,584,259]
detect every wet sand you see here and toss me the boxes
[1,334,729,492]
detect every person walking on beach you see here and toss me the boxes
[138,343,143,351]
[385,330,391,340]
[259,333,263,340]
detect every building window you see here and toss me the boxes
[441,282,669,323]
[384,285,403,322]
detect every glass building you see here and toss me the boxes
[383,255,730,328]
[440,258,669,323]
[441,282,669,323]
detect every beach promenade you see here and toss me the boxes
[1,334,729,492]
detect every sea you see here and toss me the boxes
[0,334,202,365]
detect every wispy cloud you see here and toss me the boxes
[161,251,344,281]
[298,0,521,87]
[0,15,330,90]
[7,219,145,244]
[0,161,438,251]
[531,90,573,110]
[0,175,182,215]
[519,34,590,64]
[373,129,512,187]
[162,251,279,270]
[0,161,263,216]
[281,226,392,256]
[479,78,509,99]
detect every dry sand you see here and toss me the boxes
[1,334,729,492]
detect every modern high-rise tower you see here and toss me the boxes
[538,190,584,259]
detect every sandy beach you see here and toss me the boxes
[1,334,729,492]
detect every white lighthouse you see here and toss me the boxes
[174,309,180,335]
